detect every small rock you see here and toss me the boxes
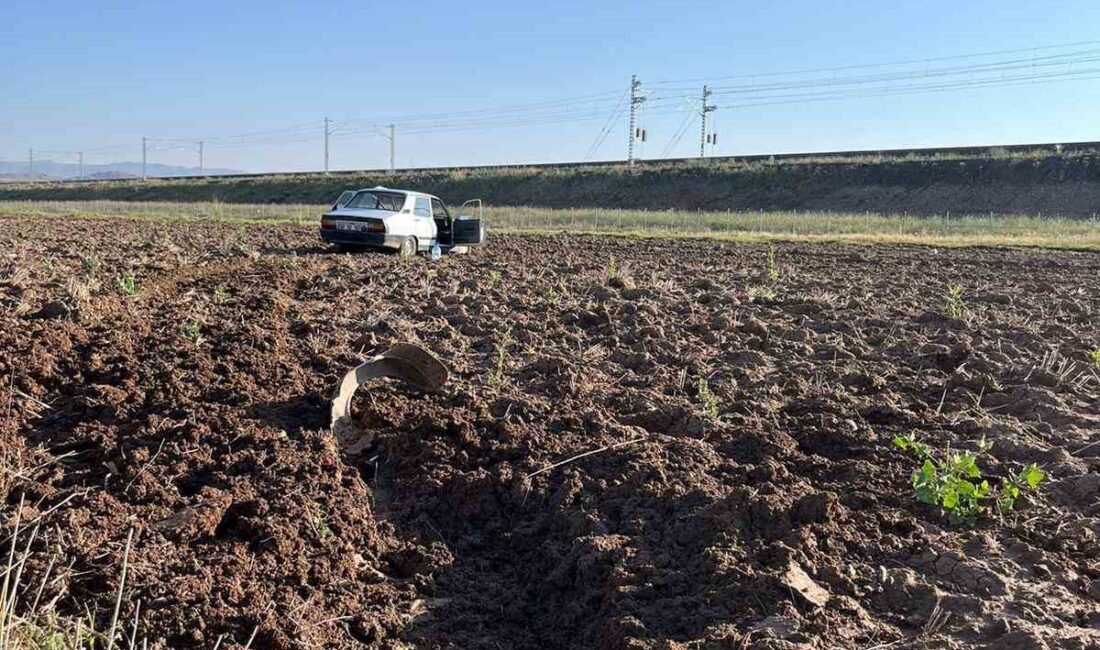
[742,317,769,340]
[985,618,1011,639]
[621,288,652,301]
[782,561,830,608]
[154,490,231,541]
[607,275,634,289]
[29,301,69,320]
[989,629,1048,650]
[752,615,799,639]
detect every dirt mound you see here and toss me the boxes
[1,216,1098,648]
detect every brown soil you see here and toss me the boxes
[1,216,1098,649]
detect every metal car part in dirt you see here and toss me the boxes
[330,343,449,453]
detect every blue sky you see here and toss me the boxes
[4,0,1100,173]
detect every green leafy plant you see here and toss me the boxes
[764,244,780,284]
[605,256,618,280]
[893,434,1044,523]
[80,255,100,278]
[1089,348,1100,367]
[697,377,719,421]
[547,278,571,307]
[116,274,139,296]
[488,325,512,388]
[310,503,334,540]
[180,320,204,344]
[487,270,503,287]
[943,283,966,319]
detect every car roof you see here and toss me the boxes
[352,186,439,201]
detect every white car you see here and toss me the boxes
[319,186,486,255]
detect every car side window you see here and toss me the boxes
[414,197,431,217]
[431,198,448,219]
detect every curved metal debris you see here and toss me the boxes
[330,343,449,452]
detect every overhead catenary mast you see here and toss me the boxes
[627,75,646,165]
[700,85,716,157]
[324,117,331,175]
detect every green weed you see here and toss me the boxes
[488,325,512,388]
[943,283,966,319]
[310,503,334,540]
[181,321,204,344]
[697,377,719,421]
[764,244,780,284]
[1089,348,1100,366]
[80,255,100,278]
[116,274,139,296]
[547,278,571,307]
[893,434,1044,524]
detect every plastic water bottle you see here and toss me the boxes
[431,243,442,261]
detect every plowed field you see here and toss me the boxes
[2,216,1098,649]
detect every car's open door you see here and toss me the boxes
[452,199,486,246]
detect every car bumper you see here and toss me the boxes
[319,229,403,249]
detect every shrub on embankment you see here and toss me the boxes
[4,153,1100,217]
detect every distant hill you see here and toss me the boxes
[0,159,243,181]
[85,170,140,180]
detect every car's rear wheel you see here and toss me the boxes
[398,236,417,257]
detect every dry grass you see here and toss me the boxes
[0,436,144,649]
[1,200,1099,250]
[0,505,137,649]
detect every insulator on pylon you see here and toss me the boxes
[641,129,647,142]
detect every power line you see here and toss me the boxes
[584,92,629,161]
[660,104,697,158]
[702,48,1100,97]
[714,66,1100,110]
[17,39,1100,173]
[647,38,1100,85]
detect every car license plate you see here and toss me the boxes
[336,222,365,231]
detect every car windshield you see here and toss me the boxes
[344,191,405,211]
